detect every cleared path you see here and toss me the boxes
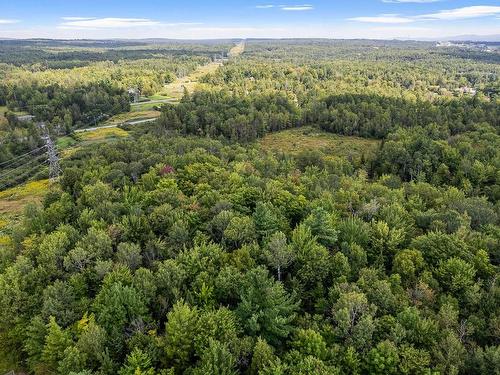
[75,117,158,133]
[75,42,244,134]
[130,99,178,106]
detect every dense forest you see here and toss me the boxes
[0,39,232,67]
[0,40,229,177]
[0,39,499,375]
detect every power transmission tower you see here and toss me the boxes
[39,122,61,182]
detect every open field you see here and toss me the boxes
[131,102,165,112]
[56,135,78,149]
[260,127,381,160]
[156,42,244,100]
[0,179,49,227]
[228,41,245,57]
[162,61,222,100]
[78,126,129,142]
[147,94,171,100]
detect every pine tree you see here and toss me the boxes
[119,348,155,375]
[163,301,199,371]
[193,339,238,375]
[41,317,72,372]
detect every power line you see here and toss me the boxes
[0,161,49,191]
[0,154,48,181]
[39,122,61,182]
[0,159,48,184]
[0,145,47,168]
[4,103,51,112]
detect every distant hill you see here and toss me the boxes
[446,34,500,42]
[418,34,500,43]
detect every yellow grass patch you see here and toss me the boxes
[163,61,222,100]
[0,179,49,219]
[60,146,81,158]
[105,110,160,125]
[228,41,245,57]
[0,235,11,247]
[79,127,129,141]
[260,127,380,160]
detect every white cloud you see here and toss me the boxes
[2,21,499,40]
[350,5,500,24]
[189,27,260,32]
[255,4,314,11]
[281,5,314,11]
[417,6,500,20]
[382,0,442,3]
[371,26,430,31]
[163,23,203,27]
[348,15,413,23]
[61,17,96,21]
[0,19,19,24]
[59,17,160,29]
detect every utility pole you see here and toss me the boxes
[39,122,61,182]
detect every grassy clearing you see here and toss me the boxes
[131,102,164,112]
[162,61,222,100]
[0,105,29,118]
[260,127,380,160]
[60,146,81,158]
[104,110,160,125]
[155,42,244,100]
[148,94,170,100]
[78,127,129,142]
[0,218,8,231]
[0,179,49,227]
[229,41,245,57]
[57,136,78,150]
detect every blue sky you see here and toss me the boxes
[0,0,499,39]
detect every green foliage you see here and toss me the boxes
[223,215,256,248]
[92,281,148,356]
[365,340,399,375]
[236,267,298,346]
[192,339,238,375]
[253,202,286,240]
[437,258,478,302]
[302,207,338,249]
[291,329,327,360]
[331,291,375,349]
[163,301,199,370]
[41,317,72,373]
[250,338,277,375]
[0,39,498,375]
[119,348,155,375]
[263,231,294,281]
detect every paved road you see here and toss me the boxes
[128,118,159,125]
[75,117,158,133]
[130,99,178,106]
